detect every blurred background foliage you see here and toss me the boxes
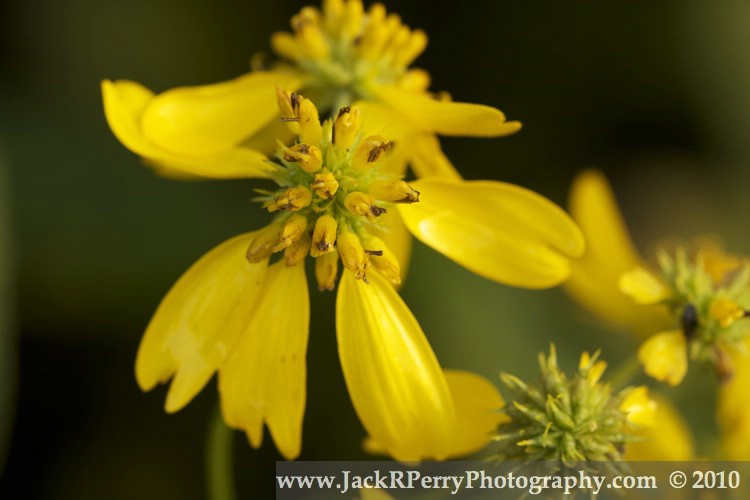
[2,0,750,498]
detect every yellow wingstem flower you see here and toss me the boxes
[564,169,750,386]
[101,0,521,182]
[127,96,584,460]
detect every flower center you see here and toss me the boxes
[245,91,419,289]
[271,1,429,110]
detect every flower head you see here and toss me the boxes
[493,346,656,463]
[129,95,584,460]
[101,0,521,182]
[565,170,750,386]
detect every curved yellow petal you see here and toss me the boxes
[363,369,506,459]
[374,85,522,137]
[355,100,417,141]
[717,345,750,460]
[398,179,585,288]
[409,134,462,181]
[564,170,671,334]
[444,370,506,457]
[141,71,300,155]
[218,261,309,460]
[337,270,455,461]
[638,330,688,386]
[366,210,413,286]
[102,79,274,179]
[619,386,657,428]
[134,233,268,413]
[619,267,670,305]
[626,393,695,461]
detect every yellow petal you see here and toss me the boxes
[619,267,670,305]
[717,344,750,460]
[102,79,273,179]
[365,210,413,286]
[564,170,671,334]
[354,100,416,141]
[337,270,455,461]
[637,330,688,386]
[398,179,585,288]
[135,233,268,413]
[619,386,657,427]
[363,369,506,459]
[218,261,309,460]
[140,71,300,155]
[373,85,522,137]
[626,393,694,461]
[409,134,462,180]
[444,370,507,457]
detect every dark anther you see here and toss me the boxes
[364,249,384,256]
[279,117,300,122]
[369,206,387,217]
[290,92,300,110]
[337,106,351,118]
[367,141,394,163]
[317,241,330,252]
[681,304,699,340]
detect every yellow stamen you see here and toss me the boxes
[344,191,386,220]
[283,143,323,173]
[272,214,309,252]
[315,249,339,291]
[268,186,313,212]
[332,106,359,150]
[310,215,337,257]
[337,231,369,281]
[368,179,419,203]
[311,171,339,199]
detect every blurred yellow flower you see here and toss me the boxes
[717,340,750,460]
[101,0,520,182]
[565,170,750,387]
[119,95,583,461]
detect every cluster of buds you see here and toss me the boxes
[270,0,430,99]
[245,89,420,290]
[493,346,655,464]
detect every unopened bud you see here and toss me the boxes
[333,106,360,150]
[311,171,339,199]
[298,97,323,145]
[284,143,323,173]
[268,186,312,212]
[337,231,369,281]
[272,214,309,252]
[284,231,311,266]
[344,191,387,220]
[352,135,393,170]
[310,215,337,257]
[246,224,282,263]
[368,179,419,203]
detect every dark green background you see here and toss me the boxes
[2,0,750,498]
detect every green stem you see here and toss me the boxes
[206,404,236,500]
[607,355,642,390]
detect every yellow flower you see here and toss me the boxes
[625,393,695,461]
[101,0,520,182]
[130,96,583,460]
[564,169,750,386]
[717,339,750,460]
